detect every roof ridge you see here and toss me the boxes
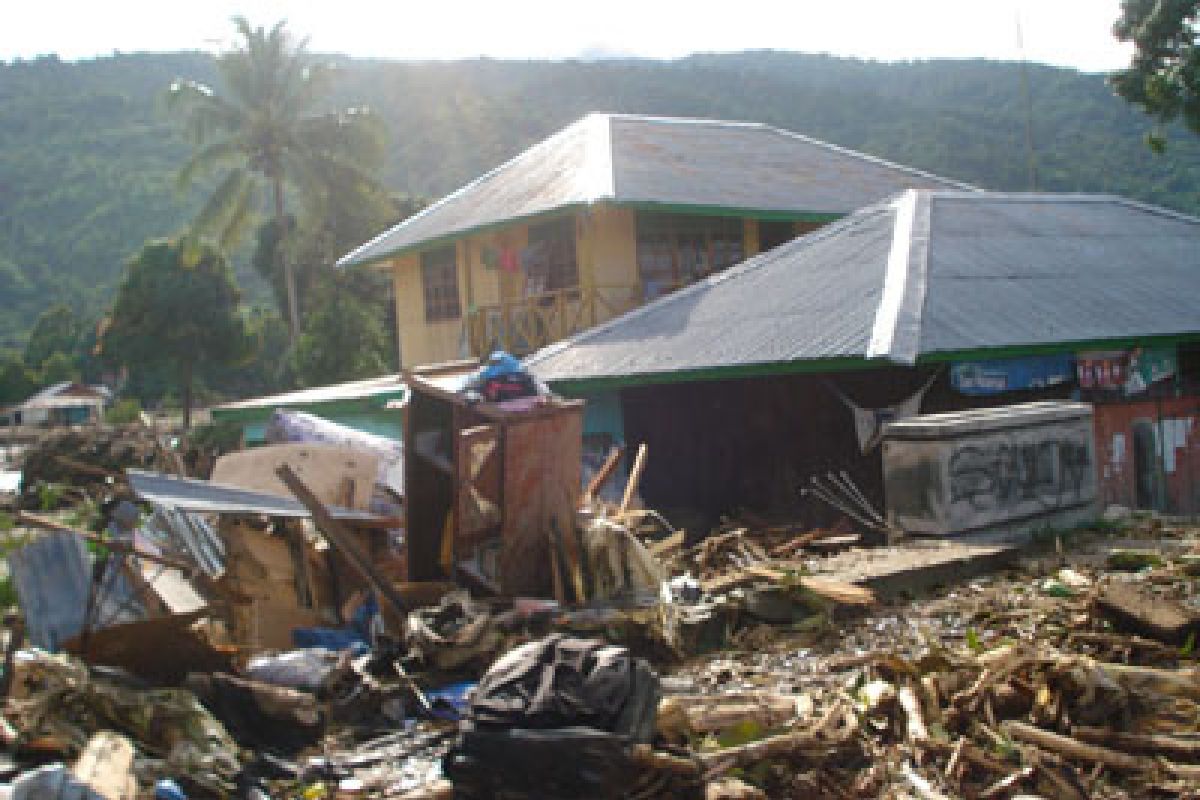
[867,189,931,365]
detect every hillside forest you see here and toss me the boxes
[1,46,1198,414]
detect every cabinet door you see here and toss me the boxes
[455,424,502,540]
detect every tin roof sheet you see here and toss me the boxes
[525,191,1200,386]
[337,113,971,268]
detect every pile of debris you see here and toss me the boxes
[15,424,174,507]
[0,361,1196,798]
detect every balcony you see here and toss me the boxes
[465,284,643,357]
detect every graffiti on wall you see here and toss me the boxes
[948,436,1093,513]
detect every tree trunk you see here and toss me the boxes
[181,359,193,430]
[276,178,300,347]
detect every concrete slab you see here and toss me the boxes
[811,533,1025,598]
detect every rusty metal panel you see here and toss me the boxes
[499,408,583,596]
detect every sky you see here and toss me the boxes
[2,0,1132,73]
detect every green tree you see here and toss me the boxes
[1111,0,1200,148]
[0,354,37,407]
[105,238,252,428]
[290,281,392,387]
[167,17,388,344]
[39,352,79,385]
[23,304,81,371]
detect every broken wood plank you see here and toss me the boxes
[701,566,876,605]
[71,731,137,799]
[583,445,624,505]
[618,443,648,517]
[277,465,408,618]
[1092,582,1200,645]
[649,530,686,559]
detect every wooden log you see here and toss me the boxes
[71,731,137,800]
[1002,720,1200,779]
[618,443,648,517]
[277,465,408,617]
[658,693,799,735]
[1071,726,1200,759]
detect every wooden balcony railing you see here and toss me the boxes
[465,284,643,357]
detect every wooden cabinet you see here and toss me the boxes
[404,360,583,597]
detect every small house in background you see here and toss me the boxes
[210,375,408,445]
[1,382,111,427]
[337,113,971,367]
[526,191,1200,524]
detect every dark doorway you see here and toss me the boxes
[1132,419,1161,510]
[758,220,795,252]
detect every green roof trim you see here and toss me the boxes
[546,332,1200,394]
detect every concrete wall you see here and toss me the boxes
[883,403,1099,536]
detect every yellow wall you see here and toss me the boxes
[389,206,835,368]
[392,253,464,368]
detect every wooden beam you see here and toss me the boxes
[277,465,408,618]
[618,443,648,517]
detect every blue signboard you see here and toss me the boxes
[951,354,1076,396]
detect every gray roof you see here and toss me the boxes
[525,191,1200,386]
[338,113,972,268]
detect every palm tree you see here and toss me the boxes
[168,17,387,344]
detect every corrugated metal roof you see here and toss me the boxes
[525,191,1200,386]
[213,374,406,412]
[127,469,394,523]
[337,113,972,268]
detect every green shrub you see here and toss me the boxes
[104,398,142,424]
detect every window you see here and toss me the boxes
[525,217,578,296]
[635,213,743,299]
[420,246,461,322]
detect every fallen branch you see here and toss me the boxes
[1003,721,1200,780]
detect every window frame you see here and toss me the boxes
[635,212,744,296]
[420,246,462,323]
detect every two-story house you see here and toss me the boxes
[338,113,971,368]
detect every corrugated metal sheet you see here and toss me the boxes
[337,114,970,268]
[8,532,143,650]
[526,191,1200,386]
[126,469,393,523]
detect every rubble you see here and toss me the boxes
[0,380,1197,798]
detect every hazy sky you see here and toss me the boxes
[3,0,1131,73]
